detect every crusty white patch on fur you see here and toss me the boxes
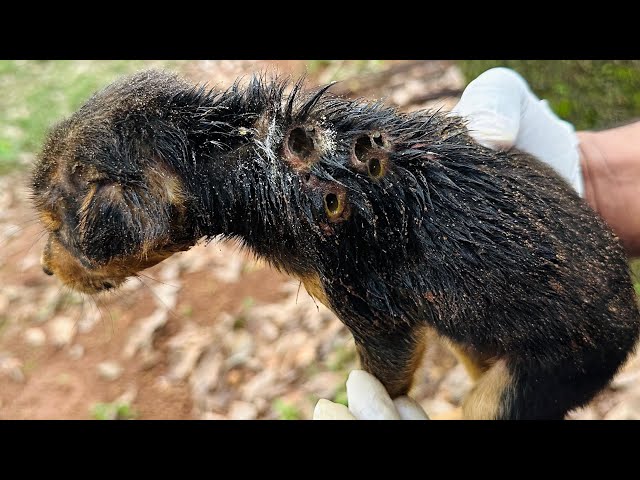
[314,125,337,156]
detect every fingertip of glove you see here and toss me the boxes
[313,399,356,420]
[393,396,430,420]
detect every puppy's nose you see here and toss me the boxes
[42,265,54,276]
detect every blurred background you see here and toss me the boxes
[2,60,640,420]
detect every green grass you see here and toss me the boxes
[180,304,194,318]
[272,399,302,420]
[332,387,348,407]
[456,61,640,131]
[0,60,186,175]
[91,401,138,420]
[629,260,640,295]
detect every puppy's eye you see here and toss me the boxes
[324,193,341,217]
[368,158,383,178]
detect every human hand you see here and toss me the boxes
[452,67,584,197]
[312,370,429,420]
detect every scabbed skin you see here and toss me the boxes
[32,70,640,419]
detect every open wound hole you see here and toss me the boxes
[288,127,314,159]
[372,132,384,147]
[323,190,350,223]
[303,175,350,227]
[284,126,319,170]
[354,136,371,162]
[324,193,339,214]
[368,157,382,178]
[351,132,389,178]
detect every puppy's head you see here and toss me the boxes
[31,70,196,294]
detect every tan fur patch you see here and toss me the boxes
[298,272,331,308]
[79,183,98,216]
[431,407,464,420]
[444,339,494,382]
[145,163,186,208]
[42,234,190,295]
[407,325,430,387]
[462,359,512,420]
[39,211,61,231]
[43,236,104,293]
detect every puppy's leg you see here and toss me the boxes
[428,340,495,420]
[461,357,614,419]
[353,325,429,398]
[461,359,513,419]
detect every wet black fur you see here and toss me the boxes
[32,70,640,419]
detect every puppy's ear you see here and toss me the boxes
[78,164,186,264]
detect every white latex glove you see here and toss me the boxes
[451,67,584,197]
[312,370,429,420]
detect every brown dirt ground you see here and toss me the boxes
[0,208,296,419]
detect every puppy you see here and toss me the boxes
[32,70,640,419]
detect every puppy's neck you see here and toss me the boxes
[161,82,290,247]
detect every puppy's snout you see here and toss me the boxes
[42,265,54,276]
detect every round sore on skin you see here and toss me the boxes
[351,132,390,179]
[323,186,350,223]
[300,171,351,226]
[283,125,320,170]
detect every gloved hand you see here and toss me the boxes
[312,370,429,420]
[451,67,584,197]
